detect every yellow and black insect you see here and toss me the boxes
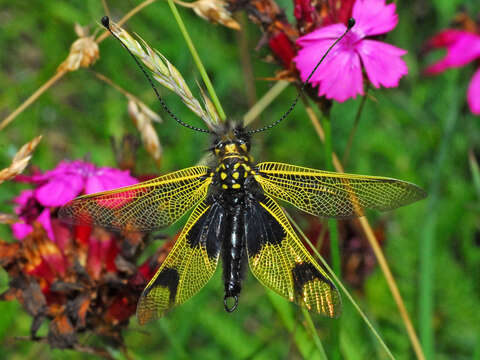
[60,17,426,325]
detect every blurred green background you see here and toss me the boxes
[1,0,480,359]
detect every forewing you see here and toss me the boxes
[137,199,225,324]
[245,194,341,317]
[59,166,211,232]
[255,162,426,218]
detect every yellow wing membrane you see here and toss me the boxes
[245,194,341,317]
[59,166,211,232]
[137,199,224,324]
[255,162,426,218]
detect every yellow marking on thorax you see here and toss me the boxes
[225,143,237,153]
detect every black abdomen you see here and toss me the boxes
[221,197,247,312]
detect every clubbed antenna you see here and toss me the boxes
[101,16,212,134]
[247,18,356,135]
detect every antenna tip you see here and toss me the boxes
[101,16,110,29]
[347,18,355,29]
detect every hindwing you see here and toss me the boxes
[59,166,212,232]
[244,194,341,318]
[137,198,225,324]
[254,162,426,218]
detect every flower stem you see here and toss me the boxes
[342,83,369,167]
[301,307,329,360]
[0,70,66,131]
[243,81,289,126]
[322,112,341,276]
[286,212,395,360]
[266,290,325,359]
[322,108,341,360]
[167,0,227,122]
[419,73,459,359]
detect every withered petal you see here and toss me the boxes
[48,313,76,349]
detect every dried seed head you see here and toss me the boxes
[107,20,218,128]
[128,99,163,165]
[189,0,241,30]
[58,24,99,72]
[0,136,42,185]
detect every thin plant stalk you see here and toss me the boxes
[236,12,257,107]
[419,76,458,359]
[322,109,341,360]
[244,81,289,126]
[301,94,425,360]
[301,307,329,360]
[96,0,158,43]
[94,71,143,103]
[266,290,325,360]
[167,0,227,122]
[469,150,480,197]
[101,0,111,18]
[0,70,66,131]
[322,113,341,277]
[286,212,395,360]
[342,83,370,166]
[1,0,158,131]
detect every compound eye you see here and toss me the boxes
[214,142,225,155]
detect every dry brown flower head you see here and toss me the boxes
[0,136,42,185]
[57,23,99,72]
[127,99,163,166]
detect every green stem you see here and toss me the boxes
[301,307,329,360]
[342,83,369,167]
[419,73,459,359]
[167,0,227,122]
[243,80,289,126]
[286,212,395,360]
[322,111,341,360]
[323,113,341,277]
[266,291,323,359]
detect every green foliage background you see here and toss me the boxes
[1,0,480,359]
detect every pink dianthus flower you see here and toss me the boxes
[294,0,408,102]
[425,29,480,115]
[12,160,137,241]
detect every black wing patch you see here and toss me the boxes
[137,200,225,324]
[244,194,341,317]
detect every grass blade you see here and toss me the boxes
[167,0,226,121]
[286,212,396,360]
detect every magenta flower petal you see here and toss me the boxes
[12,222,33,240]
[425,31,480,74]
[467,68,480,115]
[35,174,84,207]
[85,168,137,194]
[425,29,465,49]
[316,50,364,101]
[353,0,398,37]
[294,39,335,84]
[296,24,348,45]
[13,190,36,211]
[357,39,407,88]
[37,208,55,241]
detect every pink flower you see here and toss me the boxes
[425,29,480,115]
[294,0,408,102]
[11,160,137,241]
